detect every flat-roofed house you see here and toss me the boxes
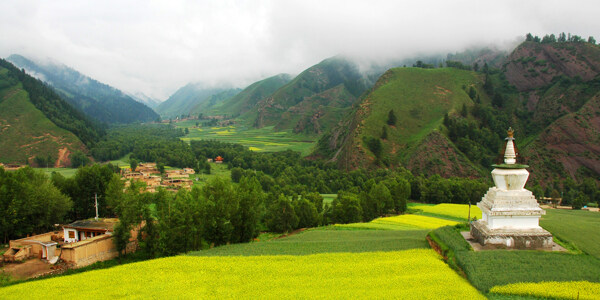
[63,218,118,243]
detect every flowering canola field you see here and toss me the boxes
[335,214,458,230]
[411,203,482,221]
[0,249,484,299]
[490,281,600,300]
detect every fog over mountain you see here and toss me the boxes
[0,0,598,100]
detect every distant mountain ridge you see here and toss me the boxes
[128,92,161,109]
[7,54,159,124]
[156,83,241,118]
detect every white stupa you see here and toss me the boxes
[470,128,553,249]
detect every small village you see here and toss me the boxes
[0,157,227,279]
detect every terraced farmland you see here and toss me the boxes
[177,122,316,155]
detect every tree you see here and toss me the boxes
[330,191,363,224]
[525,33,534,41]
[589,36,597,44]
[390,178,410,213]
[230,167,243,183]
[369,182,393,216]
[381,126,388,139]
[266,194,298,233]
[461,104,468,117]
[0,167,72,243]
[130,158,138,172]
[230,176,264,243]
[70,151,90,168]
[468,86,477,100]
[294,199,319,228]
[365,137,383,159]
[302,192,324,213]
[184,128,190,134]
[387,109,397,125]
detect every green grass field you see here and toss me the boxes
[321,193,337,205]
[39,167,78,178]
[190,229,429,256]
[190,163,231,187]
[177,121,316,156]
[540,209,600,258]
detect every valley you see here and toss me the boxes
[2,31,600,300]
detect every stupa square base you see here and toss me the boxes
[471,220,553,249]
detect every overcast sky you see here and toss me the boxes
[1,0,599,100]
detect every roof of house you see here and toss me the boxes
[63,218,119,232]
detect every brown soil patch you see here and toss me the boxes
[274,228,306,240]
[2,259,53,280]
[55,147,71,167]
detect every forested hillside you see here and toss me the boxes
[314,35,600,189]
[7,54,160,124]
[0,58,101,166]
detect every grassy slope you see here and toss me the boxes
[336,67,485,174]
[190,229,429,256]
[0,82,85,164]
[540,209,600,258]
[361,68,478,147]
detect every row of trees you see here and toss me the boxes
[525,32,596,44]
[0,167,72,243]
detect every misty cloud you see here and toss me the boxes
[1,0,598,100]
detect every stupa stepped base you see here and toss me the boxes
[471,220,553,249]
[478,187,546,217]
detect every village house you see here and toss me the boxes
[3,218,139,268]
[63,218,117,243]
[215,156,224,164]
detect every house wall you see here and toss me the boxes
[64,228,79,243]
[61,229,139,268]
[61,235,118,268]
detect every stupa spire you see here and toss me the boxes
[504,127,516,164]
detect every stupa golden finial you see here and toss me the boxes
[507,127,514,139]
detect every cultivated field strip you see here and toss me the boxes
[0,249,485,299]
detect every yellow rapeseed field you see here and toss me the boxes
[412,203,482,220]
[490,281,600,300]
[336,214,458,230]
[0,249,484,299]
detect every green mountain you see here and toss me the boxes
[253,57,375,134]
[0,59,101,166]
[199,74,292,117]
[156,84,240,118]
[314,67,486,177]
[314,39,600,184]
[7,54,159,124]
